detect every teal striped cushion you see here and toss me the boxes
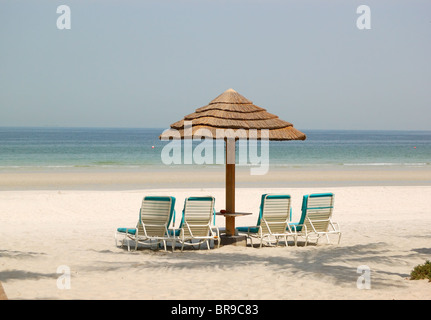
[117,227,137,235]
[288,223,302,232]
[168,229,181,237]
[236,226,259,233]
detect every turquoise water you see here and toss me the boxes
[0,127,430,171]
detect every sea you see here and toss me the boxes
[0,127,430,172]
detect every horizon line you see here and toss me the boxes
[0,126,430,132]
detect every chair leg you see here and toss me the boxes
[247,235,252,247]
[125,236,131,251]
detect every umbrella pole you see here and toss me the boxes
[225,139,235,236]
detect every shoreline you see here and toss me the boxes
[0,165,430,190]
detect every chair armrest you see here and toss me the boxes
[329,219,341,232]
[168,227,181,237]
[211,226,220,237]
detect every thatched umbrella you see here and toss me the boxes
[160,88,306,240]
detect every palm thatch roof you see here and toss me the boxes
[159,88,306,141]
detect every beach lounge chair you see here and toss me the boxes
[115,196,176,251]
[171,196,219,252]
[289,193,341,246]
[236,194,295,248]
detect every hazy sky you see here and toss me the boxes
[0,0,430,130]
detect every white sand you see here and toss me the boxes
[1,185,431,300]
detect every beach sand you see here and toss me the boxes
[1,168,431,300]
